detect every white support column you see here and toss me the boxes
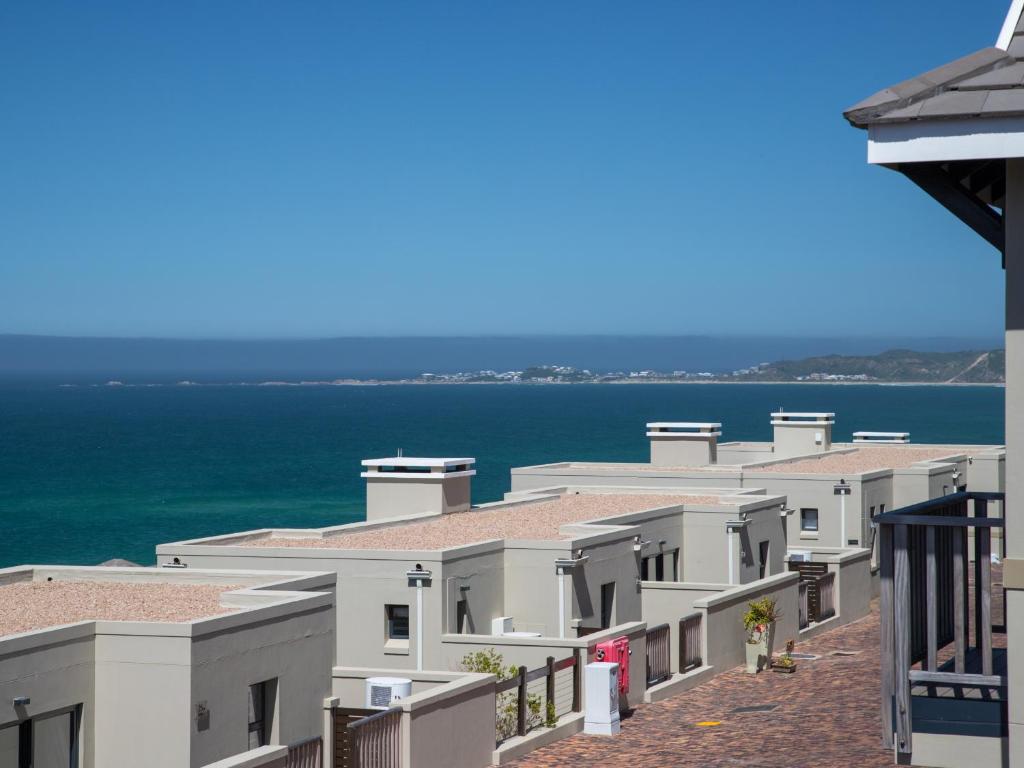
[558,570,567,640]
[415,580,424,671]
[1004,158,1024,765]
[840,494,846,547]
[727,530,735,586]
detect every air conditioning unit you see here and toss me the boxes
[365,677,412,710]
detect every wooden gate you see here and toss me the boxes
[788,562,828,621]
[333,708,375,768]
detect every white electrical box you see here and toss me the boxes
[584,662,620,736]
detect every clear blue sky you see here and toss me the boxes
[0,1,1011,338]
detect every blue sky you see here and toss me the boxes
[0,1,1011,338]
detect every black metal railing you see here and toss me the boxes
[679,612,703,673]
[645,623,671,687]
[875,491,1005,760]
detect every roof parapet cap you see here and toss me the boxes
[646,422,722,438]
[853,432,910,444]
[361,457,476,478]
[770,412,835,425]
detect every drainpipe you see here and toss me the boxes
[834,480,852,548]
[406,566,432,671]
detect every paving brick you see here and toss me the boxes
[512,574,1005,768]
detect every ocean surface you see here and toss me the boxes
[0,383,1005,568]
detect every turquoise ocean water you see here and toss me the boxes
[0,383,1005,568]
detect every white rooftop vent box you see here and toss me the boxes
[361,457,476,522]
[365,677,412,710]
[646,422,722,467]
[789,550,813,562]
[492,616,514,636]
[770,412,834,458]
[853,432,910,444]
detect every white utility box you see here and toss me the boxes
[365,677,412,709]
[583,662,620,736]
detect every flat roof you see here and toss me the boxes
[362,457,474,468]
[562,462,735,472]
[0,580,239,637]
[752,446,963,475]
[237,493,720,551]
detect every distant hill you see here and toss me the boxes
[747,349,1005,384]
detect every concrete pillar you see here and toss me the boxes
[1004,158,1024,767]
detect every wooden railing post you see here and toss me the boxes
[517,665,528,737]
[572,649,582,712]
[879,521,894,750]
[925,525,937,671]
[546,656,556,715]
[894,523,912,759]
[952,525,966,673]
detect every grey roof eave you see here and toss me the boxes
[844,47,1012,129]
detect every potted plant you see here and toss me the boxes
[772,639,797,673]
[743,596,780,673]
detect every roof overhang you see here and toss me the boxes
[868,115,1024,165]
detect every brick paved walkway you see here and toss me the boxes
[513,603,894,768]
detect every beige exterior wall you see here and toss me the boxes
[0,567,335,768]
[366,476,471,521]
[693,571,800,671]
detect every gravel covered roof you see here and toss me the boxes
[241,493,720,551]
[0,580,239,637]
[752,446,962,475]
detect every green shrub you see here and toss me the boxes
[461,649,545,741]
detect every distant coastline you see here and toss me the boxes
[30,346,1006,388]
[60,378,1005,389]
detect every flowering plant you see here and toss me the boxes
[742,597,780,644]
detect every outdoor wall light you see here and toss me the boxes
[13,696,29,707]
[406,565,432,581]
[633,536,651,553]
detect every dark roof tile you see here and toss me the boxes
[844,48,1011,127]
[954,62,1024,90]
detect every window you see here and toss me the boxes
[654,553,665,581]
[248,682,268,749]
[600,582,615,629]
[2,711,78,768]
[248,680,276,750]
[671,550,680,581]
[640,557,649,581]
[456,598,469,634]
[879,504,885,515]
[800,508,819,533]
[758,541,770,579]
[386,604,409,640]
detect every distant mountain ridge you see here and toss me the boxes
[745,349,1005,384]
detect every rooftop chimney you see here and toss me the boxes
[853,431,910,444]
[770,412,834,458]
[646,422,721,466]
[361,457,475,522]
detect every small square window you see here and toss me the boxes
[386,605,409,640]
[800,508,819,532]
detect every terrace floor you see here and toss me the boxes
[514,576,1006,768]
